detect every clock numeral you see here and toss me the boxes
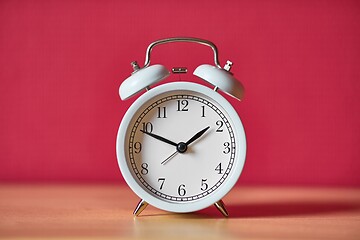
[201,105,206,117]
[177,100,189,111]
[223,142,230,154]
[157,107,167,118]
[215,163,223,174]
[178,184,186,196]
[158,178,165,190]
[134,142,142,153]
[216,120,224,132]
[201,178,208,191]
[141,122,153,133]
[141,163,148,175]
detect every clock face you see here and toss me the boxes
[117,82,246,212]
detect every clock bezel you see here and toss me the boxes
[116,82,246,213]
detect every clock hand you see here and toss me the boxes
[140,130,178,147]
[161,126,210,165]
[185,126,210,146]
[161,151,178,165]
[175,126,210,154]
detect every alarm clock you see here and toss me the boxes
[116,37,246,217]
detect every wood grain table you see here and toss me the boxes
[0,184,359,239]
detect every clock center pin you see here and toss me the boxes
[177,142,188,153]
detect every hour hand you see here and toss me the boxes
[140,130,178,147]
[185,126,210,146]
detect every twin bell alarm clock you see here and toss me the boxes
[116,37,246,217]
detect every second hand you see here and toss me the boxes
[161,126,210,165]
[161,151,178,165]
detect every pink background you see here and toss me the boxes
[1,0,359,186]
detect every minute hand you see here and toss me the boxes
[185,126,210,146]
[140,130,178,147]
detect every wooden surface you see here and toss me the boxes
[1,184,359,240]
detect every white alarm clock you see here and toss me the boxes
[116,38,246,217]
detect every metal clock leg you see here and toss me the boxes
[133,199,148,217]
[214,199,229,217]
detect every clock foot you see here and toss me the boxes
[133,199,148,217]
[214,199,229,217]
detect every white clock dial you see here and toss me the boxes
[117,82,246,213]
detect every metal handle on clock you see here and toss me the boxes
[143,37,222,69]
